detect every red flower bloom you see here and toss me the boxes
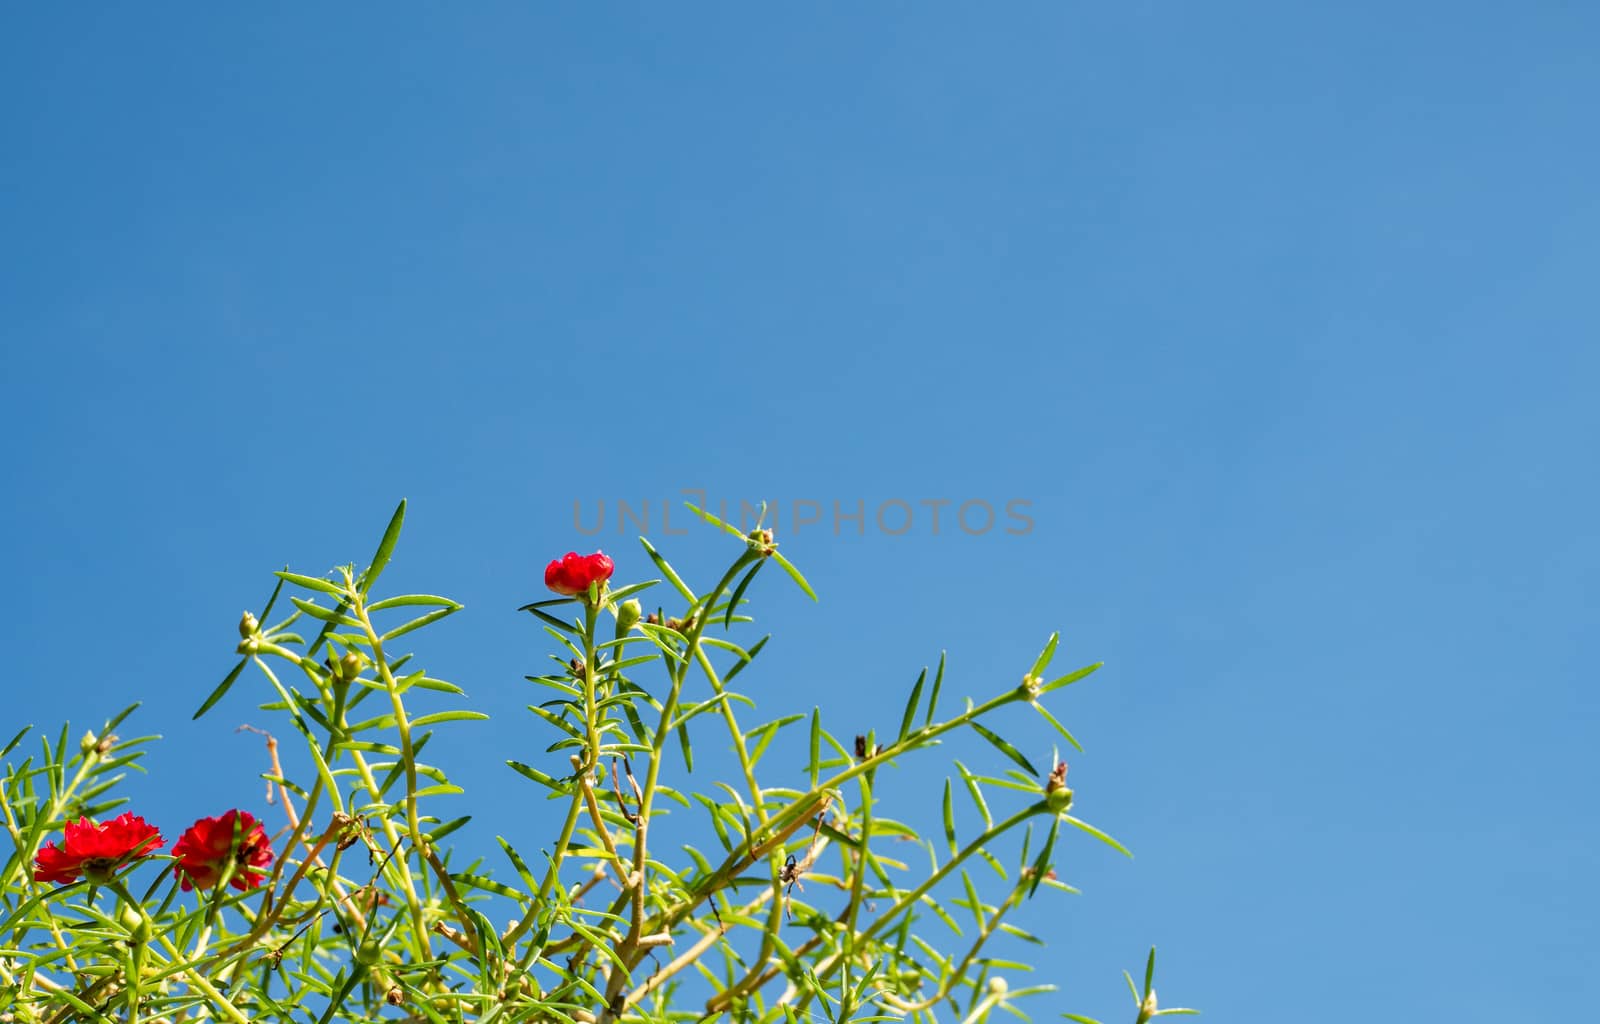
[544,551,615,598]
[34,813,164,885]
[171,810,273,892]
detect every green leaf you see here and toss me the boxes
[970,721,1039,777]
[193,658,247,720]
[1034,703,1083,753]
[955,761,993,828]
[1028,632,1060,679]
[677,720,695,773]
[1062,815,1132,858]
[640,537,695,602]
[523,604,580,635]
[409,709,489,728]
[506,760,567,793]
[497,836,539,894]
[1041,662,1103,695]
[1,725,31,758]
[769,550,818,601]
[960,870,985,930]
[1028,818,1060,898]
[256,572,287,627]
[274,570,345,596]
[451,872,525,900]
[380,606,459,642]
[725,561,763,628]
[898,668,927,743]
[808,708,822,789]
[925,652,947,727]
[367,593,460,612]
[362,498,406,594]
[942,779,958,856]
[289,596,362,627]
[424,816,471,844]
[1143,946,1156,998]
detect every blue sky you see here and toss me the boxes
[3,4,1598,1020]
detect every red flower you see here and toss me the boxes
[544,551,615,598]
[34,813,164,885]
[171,810,274,892]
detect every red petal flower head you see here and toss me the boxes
[33,813,164,886]
[545,550,614,599]
[585,552,614,586]
[172,810,274,892]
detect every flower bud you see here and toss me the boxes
[1142,989,1158,1017]
[239,611,259,639]
[119,905,152,945]
[1046,786,1074,813]
[356,937,382,967]
[616,599,642,633]
[987,976,1008,996]
[80,730,99,756]
[339,651,363,683]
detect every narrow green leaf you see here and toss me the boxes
[367,594,460,612]
[942,779,958,856]
[925,652,947,727]
[1028,632,1060,680]
[380,606,459,642]
[1034,703,1083,753]
[898,669,927,743]
[506,760,567,793]
[1143,946,1156,998]
[424,816,471,844]
[362,498,406,594]
[725,562,763,628]
[970,721,1039,777]
[960,869,985,930]
[769,550,818,601]
[274,570,344,596]
[640,537,695,602]
[523,604,579,635]
[1,725,31,758]
[193,658,247,720]
[955,761,993,828]
[1063,814,1132,858]
[808,708,822,789]
[677,721,694,773]
[451,872,525,900]
[409,710,490,728]
[1041,662,1103,695]
[1028,818,1060,898]
[289,596,362,627]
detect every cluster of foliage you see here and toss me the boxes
[0,502,1193,1023]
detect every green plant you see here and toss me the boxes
[0,501,1190,1023]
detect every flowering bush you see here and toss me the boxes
[0,502,1192,1023]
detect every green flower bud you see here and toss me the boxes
[339,651,363,683]
[119,905,152,944]
[987,976,1009,996]
[239,610,259,639]
[81,730,99,755]
[356,937,382,967]
[616,599,642,633]
[1046,786,1074,813]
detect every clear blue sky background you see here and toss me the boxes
[3,4,1597,1021]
